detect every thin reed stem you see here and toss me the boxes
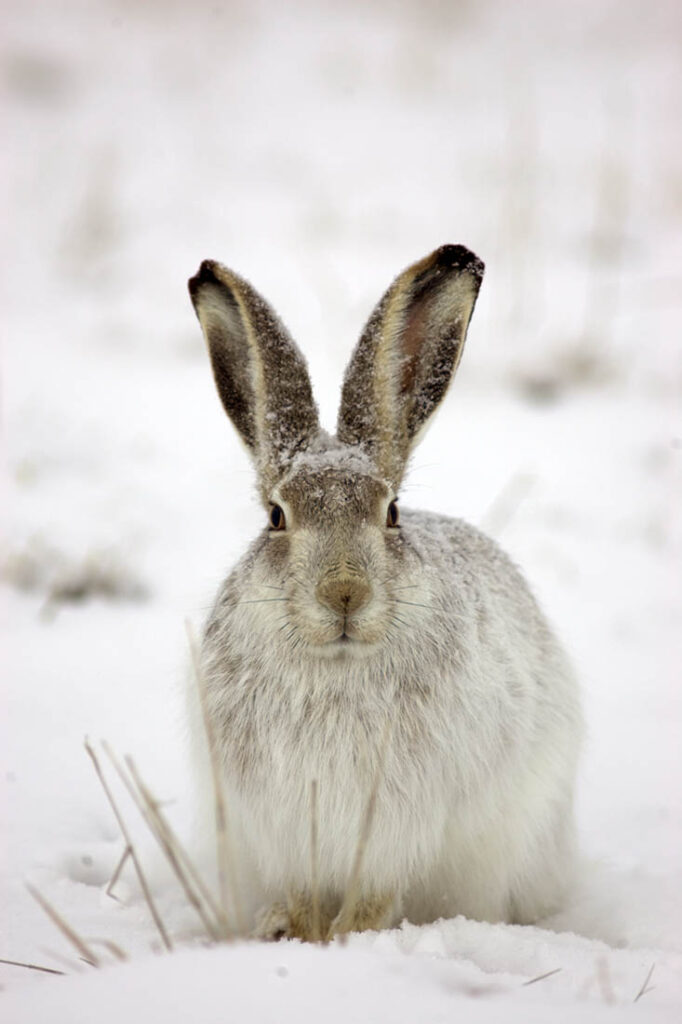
[634,963,656,1003]
[523,967,562,986]
[310,779,321,943]
[26,884,101,967]
[125,755,225,942]
[84,739,173,951]
[186,620,245,937]
[105,844,131,900]
[0,957,65,977]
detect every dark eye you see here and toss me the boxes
[269,504,286,531]
[386,500,400,528]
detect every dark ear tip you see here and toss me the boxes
[434,244,485,282]
[188,259,221,299]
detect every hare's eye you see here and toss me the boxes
[386,500,400,528]
[269,504,286,531]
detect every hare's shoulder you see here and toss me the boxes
[402,507,508,562]
[401,508,535,603]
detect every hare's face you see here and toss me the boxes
[259,461,411,657]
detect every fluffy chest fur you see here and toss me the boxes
[207,655,453,891]
[199,521,550,894]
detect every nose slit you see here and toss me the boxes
[316,575,371,616]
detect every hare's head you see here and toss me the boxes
[189,246,483,655]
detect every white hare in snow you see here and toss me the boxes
[187,245,582,940]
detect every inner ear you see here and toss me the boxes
[337,244,484,489]
[189,259,320,498]
[198,280,257,449]
[400,301,429,393]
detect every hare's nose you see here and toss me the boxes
[316,574,371,616]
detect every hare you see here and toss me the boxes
[187,245,582,941]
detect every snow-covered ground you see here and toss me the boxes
[2,0,681,1019]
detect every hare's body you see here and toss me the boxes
[188,246,582,938]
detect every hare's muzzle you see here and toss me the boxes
[315,573,371,617]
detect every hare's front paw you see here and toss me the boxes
[254,891,396,941]
[331,892,396,937]
[254,901,292,941]
[253,894,334,942]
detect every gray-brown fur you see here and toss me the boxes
[256,890,394,941]
[188,260,319,499]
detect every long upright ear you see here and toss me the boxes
[337,245,484,490]
[188,260,319,498]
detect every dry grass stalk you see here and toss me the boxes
[84,738,173,951]
[522,967,562,986]
[0,956,65,976]
[40,946,88,974]
[86,938,128,962]
[26,883,101,967]
[105,844,131,900]
[123,754,225,942]
[634,963,655,1003]
[480,473,535,538]
[309,778,321,943]
[186,620,245,937]
[334,718,393,938]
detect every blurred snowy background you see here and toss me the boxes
[2,0,681,1019]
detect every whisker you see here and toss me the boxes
[395,600,432,609]
[391,616,410,629]
[234,598,288,605]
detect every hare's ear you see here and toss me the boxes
[337,245,484,489]
[189,261,319,496]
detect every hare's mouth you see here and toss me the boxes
[336,631,365,648]
[332,629,357,647]
[299,610,388,654]
[317,635,374,659]
[329,626,381,654]
[308,627,374,657]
